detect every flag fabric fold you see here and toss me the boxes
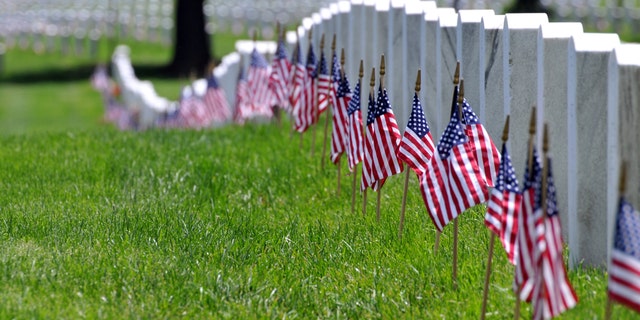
[485,143,522,265]
[289,43,306,129]
[346,79,363,172]
[608,197,640,313]
[269,36,291,111]
[247,48,273,118]
[330,58,350,164]
[295,44,317,133]
[461,99,500,187]
[203,74,231,125]
[398,93,435,177]
[315,52,331,122]
[419,89,488,232]
[531,158,577,319]
[234,66,252,125]
[514,147,544,302]
[361,85,403,191]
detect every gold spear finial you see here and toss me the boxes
[252,30,257,43]
[370,67,376,88]
[359,60,364,79]
[308,28,312,41]
[415,69,421,93]
[275,22,280,40]
[457,78,465,104]
[454,61,460,85]
[502,115,510,143]
[529,106,537,135]
[340,48,346,77]
[331,34,336,52]
[320,33,325,50]
[380,55,386,77]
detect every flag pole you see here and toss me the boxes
[435,61,460,255]
[311,33,325,158]
[364,67,375,217]
[480,115,509,320]
[335,46,346,197]
[321,34,336,170]
[452,78,465,290]
[606,161,627,319]
[290,32,299,142]
[398,69,421,239]
[376,55,386,223]
[352,60,364,214]
[514,106,537,320]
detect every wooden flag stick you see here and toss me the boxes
[375,56,386,222]
[321,34,337,170]
[452,77,465,290]
[481,115,510,320]
[311,33,325,158]
[364,67,375,217]
[334,43,344,197]
[399,70,421,239]
[606,161,628,320]
[515,106,538,320]
[435,61,460,255]
[352,60,364,214]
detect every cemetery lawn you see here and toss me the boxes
[0,34,635,319]
[0,122,634,319]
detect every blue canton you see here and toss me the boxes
[407,93,429,138]
[347,80,361,116]
[436,111,467,159]
[499,145,520,194]
[250,48,268,68]
[306,45,317,75]
[331,53,341,83]
[375,85,392,116]
[522,147,542,210]
[337,74,351,99]
[461,99,481,125]
[317,52,328,77]
[615,198,640,259]
[292,42,303,65]
[207,75,219,89]
[276,38,287,60]
[366,89,376,126]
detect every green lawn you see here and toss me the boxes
[0,34,635,318]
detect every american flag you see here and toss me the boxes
[514,147,544,302]
[485,143,522,265]
[330,65,351,164]
[289,42,305,128]
[295,43,317,133]
[90,64,110,93]
[269,36,291,111]
[346,79,363,172]
[398,93,435,176]
[608,197,640,313]
[531,158,577,319]
[315,52,331,123]
[329,52,341,113]
[419,90,488,232]
[203,74,231,124]
[234,66,252,125]
[247,48,273,118]
[178,90,209,128]
[361,85,403,191]
[461,99,500,187]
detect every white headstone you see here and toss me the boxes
[536,22,583,242]
[607,44,640,267]
[567,33,620,268]
[363,0,378,89]
[337,1,351,69]
[479,15,505,144]
[320,7,333,61]
[425,8,456,140]
[405,1,436,130]
[436,13,459,134]
[456,9,494,120]
[503,13,548,174]
[388,0,407,124]
[350,0,366,83]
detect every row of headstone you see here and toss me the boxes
[255,0,640,269]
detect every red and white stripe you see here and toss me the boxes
[330,85,350,164]
[362,112,403,191]
[465,123,500,187]
[270,57,291,110]
[398,129,435,176]
[419,143,488,232]
[347,109,364,171]
[609,250,640,313]
[203,87,231,124]
[247,66,273,118]
[514,188,545,302]
[486,187,522,264]
[532,214,577,319]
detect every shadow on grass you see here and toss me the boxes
[0,63,177,84]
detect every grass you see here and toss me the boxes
[0,29,636,318]
[0,121,633,319]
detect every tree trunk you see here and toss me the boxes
[167,0,211,78]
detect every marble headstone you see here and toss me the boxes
[536,22,583,242]
[437,13,459,134]
[479,15,505,144]
[567,33,620,268]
